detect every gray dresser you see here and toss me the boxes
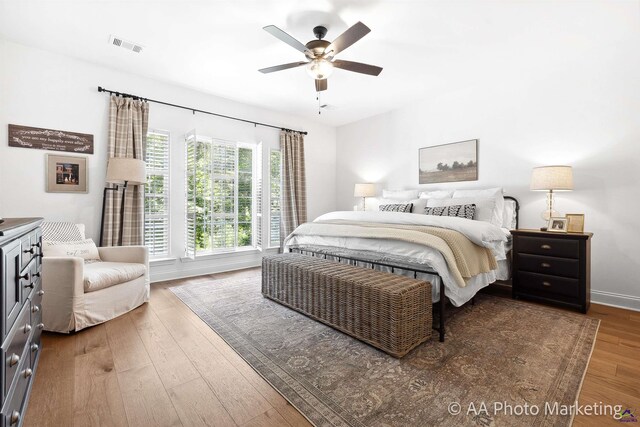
[0,218,44,427]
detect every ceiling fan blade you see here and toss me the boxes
[323,22,371,58]
[315,79,328,92]
[259,62,308,74]
[333,60,383,76]
[263,25,312,56]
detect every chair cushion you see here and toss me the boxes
[83,261,146,293]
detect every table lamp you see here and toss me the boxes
[530,165,573,226]
[354,183,377,211]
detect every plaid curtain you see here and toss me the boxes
[101,95,149,246]
[280,130,307,247]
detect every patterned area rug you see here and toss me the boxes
[171,273,599,427]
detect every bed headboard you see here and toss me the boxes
[504,196,520,230]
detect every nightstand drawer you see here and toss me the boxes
[516,254,579,278]
[518,236,579,259]
[516,271,579,299]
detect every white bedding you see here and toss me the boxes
[284,210,511,307]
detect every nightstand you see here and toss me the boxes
[511,229,592,313]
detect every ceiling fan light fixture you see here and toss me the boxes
[306,58,334,80]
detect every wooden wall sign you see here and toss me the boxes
[8,124,94,154]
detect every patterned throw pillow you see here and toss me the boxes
[42,239,102,261]
[424,204,476,220]
[379,203,413,213]
[42,222,84,241]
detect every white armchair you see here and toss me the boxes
[41,223,149,333]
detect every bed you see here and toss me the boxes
[282,189,519,341]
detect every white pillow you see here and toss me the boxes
[418,190,453,199]
[452,187,504,226]
[426,197,498,225]
[502,201,516,229]
[43,238,101,261]
[382,189,419,200]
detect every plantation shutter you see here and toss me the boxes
[184,132,197,259]
[212,141,237,249]
[255,142,263,249]
[144,130,170,257]
[269,149,282,247]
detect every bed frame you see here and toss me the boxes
[288,195,520,344]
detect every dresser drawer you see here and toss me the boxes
[20,260,38,304]
[516,271,579,299]
[517,236,579,259]
[30,282,43,324]
[516,253,579,278]
[2,355,32,427]
[2,305,31,398]
[18,234,32,272]
[30,310,43,371]
[33,228,42,271]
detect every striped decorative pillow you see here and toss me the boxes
[42,222,84,242]
[424,204,476,220]
[379,203,413,213]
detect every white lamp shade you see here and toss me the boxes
[530,166,573,191]
[354,183,377,198]
[106,157,147,185]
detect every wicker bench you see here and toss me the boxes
[262,253,432,357]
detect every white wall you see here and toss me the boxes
[336,29,640,310]
[0,39,337,282]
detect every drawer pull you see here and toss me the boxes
[23,248,35,255]
[24,283,34,289]
[32,242,41,248]
[37,323,45,330]
[8,353,20,367]
[541,262,551,268]
[31,344,39,352]
[19,272,30,281]
[22,368,33,378]
[23,324,32,333]
[542,281,552,287]
[37,290,45,296]
[32,305,40,313]
[10,411,20,425]
[540,244,552,250]
[33,272,41,278]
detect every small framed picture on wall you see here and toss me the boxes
[46,154,88,193]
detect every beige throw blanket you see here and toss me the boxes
[290,220,498,288]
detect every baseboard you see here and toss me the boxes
[150,258,261,283]
[591,290,640,312]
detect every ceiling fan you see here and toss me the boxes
[259,22,383,92]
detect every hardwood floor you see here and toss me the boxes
[24,269,639,427]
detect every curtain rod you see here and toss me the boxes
[97,86,308,135]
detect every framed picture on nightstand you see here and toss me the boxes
[566,214,585,233]
[547,217,568,233]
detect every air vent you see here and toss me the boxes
[109,35,143,53]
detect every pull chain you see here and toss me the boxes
[317,92,322,115]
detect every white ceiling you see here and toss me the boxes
[0,1,637,126]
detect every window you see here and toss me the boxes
[269,149,282,247]
[185,132,255,256]
[144,130,170,258]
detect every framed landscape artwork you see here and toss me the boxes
[419,139,478,184]
[46,154,88,193]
